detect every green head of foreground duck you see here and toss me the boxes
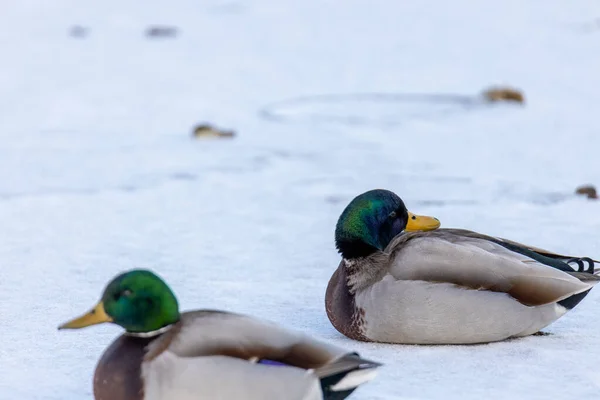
[59,270,380,400]
[335,189,440,259]
[326,189,599,345]
[60,270,179,334]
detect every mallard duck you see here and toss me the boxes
[59,269,380,400]
[326,189,599,345]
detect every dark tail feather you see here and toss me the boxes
[558,288,593,310]
[491,237,600,274]
[317,353,381,400]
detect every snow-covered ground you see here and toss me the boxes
[1,1,600,399]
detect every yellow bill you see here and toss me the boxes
[405,211,440,232]
[58,302,112,330]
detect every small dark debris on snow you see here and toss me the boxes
[481,86,525,104]
[192,123,235,139]
[69,25,88,38]
[145,26,178,38]
[325,195,345,205]
[575,185,598,200]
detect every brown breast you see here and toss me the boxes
[93,335,156,400]
[325,261,369,341]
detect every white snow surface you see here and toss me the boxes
[1,1,600,399]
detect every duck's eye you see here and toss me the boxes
[389,211,397,219]
[411,215,416,220]
[113,289,132,301]
[114,289,132,301]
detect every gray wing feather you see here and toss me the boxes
[386,231,596,306]
[162,311,347,368]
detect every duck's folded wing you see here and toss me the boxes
[143,312,377,399]
[438,229,599,272]
[387,232,596,306]
[152,311,348,369]
[495,237,571,258]
[494,236,600,272]
[142,352,324,400]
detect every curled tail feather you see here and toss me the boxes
[317,353,381,400]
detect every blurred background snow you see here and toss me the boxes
[1,1,600,399]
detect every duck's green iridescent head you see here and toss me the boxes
[335,189,440,259]
[58,269,180,334]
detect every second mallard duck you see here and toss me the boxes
[326,189,599,344]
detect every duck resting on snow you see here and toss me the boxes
[59,269,380,400]
[326,189,599,345]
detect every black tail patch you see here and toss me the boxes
[558,289,592,310]
[321,373,358,400]
[323,388,357,400]
[318,353,381,400]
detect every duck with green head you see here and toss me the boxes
[59,270,380,400]
[326,189,600,344]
